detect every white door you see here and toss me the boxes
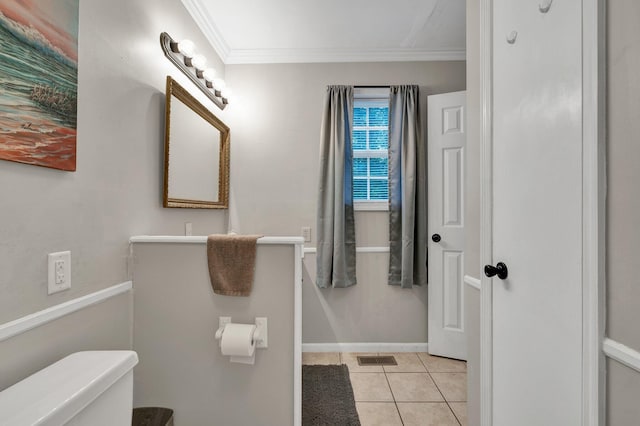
[490,1,583,424]
[427,91,467,361]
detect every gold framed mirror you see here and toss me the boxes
[163,76,230,209]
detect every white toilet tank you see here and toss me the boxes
[0,351,138,426]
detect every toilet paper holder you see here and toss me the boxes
[215,317,268,348]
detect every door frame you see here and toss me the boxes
[478,0,606,425]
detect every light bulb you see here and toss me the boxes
[221,88,233,99]
[178,39,195,58]
[212,78,226,91]
[202,68,216,82]
[191,54,207,70]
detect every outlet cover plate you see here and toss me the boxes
[48,251,71,294]
[301,227,311,242]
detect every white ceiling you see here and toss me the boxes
[181,0,466,64]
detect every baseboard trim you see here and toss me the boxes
[0,281,132,343]
[603,337,640,374]
[302,342,429,353]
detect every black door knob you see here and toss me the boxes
[484,262,508,280]
[431,234,441,243]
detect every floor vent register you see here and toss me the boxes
[356,355,397,366]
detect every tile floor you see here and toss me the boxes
[302,352,467,426]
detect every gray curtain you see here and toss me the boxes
[316,86,357,288]
[388,85,427,288]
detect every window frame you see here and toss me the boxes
[352,89,390,212]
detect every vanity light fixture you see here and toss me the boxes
[177,39,195,57]
[160,32,229,110]
[202,68,216,88]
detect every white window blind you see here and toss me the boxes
[353,89,389,211]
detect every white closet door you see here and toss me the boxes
[428,91,467,361]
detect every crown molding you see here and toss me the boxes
[224,48,466,64]
[181,0,230,63]
[181,0,464,65]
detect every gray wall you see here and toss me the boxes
[223,62,466,343]
[0,292,132,390]
[606,0,640,423]
[0,0,227,325]
[131,243,295,426]
[0,0,228,399]
[607,358,640,425]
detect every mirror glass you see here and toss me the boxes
[163,76,229,209]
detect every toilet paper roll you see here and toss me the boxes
[220,323,257,357]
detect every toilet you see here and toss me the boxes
[0,351,138,425]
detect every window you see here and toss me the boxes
[352,89,389,211]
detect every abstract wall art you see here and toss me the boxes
[0,0,79,171]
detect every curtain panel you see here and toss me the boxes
[316,86,357,288]
[388,85,427,288]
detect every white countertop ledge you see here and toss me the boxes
[129,235,304,245]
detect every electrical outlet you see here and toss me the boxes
[48,251,71,294]
[185,222,193,236]
[55,259,65,284]
[301,226,312,242]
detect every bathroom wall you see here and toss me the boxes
[222,61,466,344]
[0,291,131,390]
[606,0,640,423]
[0,0,226,387]
[131,242,296,426]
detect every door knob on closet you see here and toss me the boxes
[484,262,508,280]
[431,234,441,243]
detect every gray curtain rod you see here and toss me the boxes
[355,85,390,88]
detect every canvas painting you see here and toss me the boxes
[0,0,79,171]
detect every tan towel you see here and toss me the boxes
[207,234,262,296]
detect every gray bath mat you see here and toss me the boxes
[302,365,361,426]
